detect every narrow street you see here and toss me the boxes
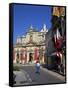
[14,64,65,86]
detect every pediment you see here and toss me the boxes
[26,41,37,46]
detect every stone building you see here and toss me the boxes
[51,6,66,74]
[13,24,48,64]
[45,29,56,68]
[44,6,66,72]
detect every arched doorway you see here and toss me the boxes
[29,53,33,62]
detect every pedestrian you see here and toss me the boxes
[35,61,40,74]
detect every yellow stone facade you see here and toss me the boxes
[13,25,48,64]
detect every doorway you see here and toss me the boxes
[29,53,33,62]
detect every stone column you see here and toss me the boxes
[13,51,16,63]
[27,52,29,63]
[25,49,27,63]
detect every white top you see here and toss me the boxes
[36,63,40,67]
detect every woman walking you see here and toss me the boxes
[35,61,40,74]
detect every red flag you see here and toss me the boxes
[34,48,37,60]
[25,49,27,62]
[20,49,24,60]
[34,48,39,61]
[54,29,63,49]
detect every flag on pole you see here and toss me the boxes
[54,28,63,49]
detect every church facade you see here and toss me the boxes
[13,24,48,64]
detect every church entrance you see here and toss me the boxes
[29,53,33,62]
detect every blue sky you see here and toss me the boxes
[13,4,52,43]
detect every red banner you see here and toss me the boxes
[20,49,27,63]
[54,29,63,49]
[34,48,39,61]
[25,49,27,63]
[20,49,24,60]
